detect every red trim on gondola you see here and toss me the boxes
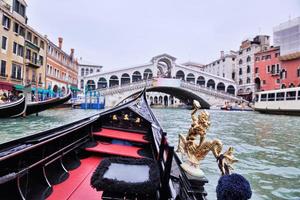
[93,128,149,144]
[47,156,102,200]
[86,142,144,159]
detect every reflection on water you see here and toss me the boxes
[0,108,299,199]
[152,108,300,200]
[0,108,99,143]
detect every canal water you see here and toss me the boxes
[0,108,299,200]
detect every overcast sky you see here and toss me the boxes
[27,0,300,68]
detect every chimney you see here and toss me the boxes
[58,37,63,49]
[220,51,225,58]
[70,48,74,59]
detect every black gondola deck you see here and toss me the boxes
[0,90,208,200]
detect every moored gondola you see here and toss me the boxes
[25,92,72,116]
[0,90,212,200]
[0,95,26,118]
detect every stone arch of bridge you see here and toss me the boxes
[122,86,211,108]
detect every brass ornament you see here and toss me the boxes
[177,100,237,176]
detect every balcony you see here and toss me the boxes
[25,58,43,68]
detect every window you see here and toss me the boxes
[239,68,242,75]
[276,64,280,73]
[246,77,251,84]
[0,60,6,76]
[32,52,38,64]
[39,55,43,65]
[26,31,32,41]
[11,63,22,80]
[33,36,38,45]
[1,36,7,50]
[38,73,42,83]
[261,94,267,101]
[271,65,276,74]
[246,47,251,52]
[239,79,243,85]
[255,56,260,61]
[81,68,84,76]
[17,45,24,57]
[297,68,300,77]
[19,26,25,37]
[286,91,296,100]
[13,0,26,17]
[276,79,280,84]
[2,15,10,30]
[255,67,258,73]
[80,80,84,89]
[232,72,235,80]
[262,80,266,85]
[261,56,265,60]
[276,92,285,101]
[267,93,275,101]
[246,56,251,62]
[90,69,93,74]
[267,65,270,73]
[13,22,19,33]
[247,65,251,73]
[275,53,280,57]
[13,42,17,54]
[266,55,271,59]
[40,41,44,49]
[26,49,31,60]
[32,70,36,82]
[298,91,300,100]
[239,59,243,65]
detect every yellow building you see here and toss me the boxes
[0,0,46,90]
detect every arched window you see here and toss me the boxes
[207,79,215,89]
[196,76,205,86]
[217,82,225,91]
[246,56,251,62]
[132,71,142,82]
[186,73,195,83]
[121,73,130,85]
[227,85,235,95]
[109,75,119,87]
[239,59,243,65]
[247,65,251,73]
[246,77,251,84]
[87,80,95,90]
[239,79,243,85]
[80,79,84,89]
[85,68,89,75]
[81,68,84,76]
[98,77,107,88]
[175,70,185,80]
[143,69,153,80]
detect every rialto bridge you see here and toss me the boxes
[83,54,243,108]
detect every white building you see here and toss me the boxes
[78,61,102,90]
[235,35,270,100]
[203,51,237,80]
[273,16,300,57]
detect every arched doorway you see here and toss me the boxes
[186,73,195,83]
[226,85,235,95]
[109,75,119,87]
[196,76,205,86]
[53,85,58,93]
[154,96,158,104]
[217,82,225,91]
[150,96,153,104]
[143,69,153,80]
[121,73,130,85]
[164,96,168,106]
[281,84,286,89]
[254,77,261,91]
[175,70,185,80]
[132,71,142,82]
[87,80,96,90]
[159,96,163,104]
[207,79,215,89]
[62,86,66,94]
[98,77,107,88]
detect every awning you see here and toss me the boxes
[0,81,13,91]
[70,86,80,91]
[14,84,24,91]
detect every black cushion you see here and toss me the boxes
[91,157,160,195]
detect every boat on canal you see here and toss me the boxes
[0,92,71,118]
[0,95,26,118]
[0,90,212,200]
[254,87,300,115]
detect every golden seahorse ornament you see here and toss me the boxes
[177,100,237,175]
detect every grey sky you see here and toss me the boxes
[27,0,300,68]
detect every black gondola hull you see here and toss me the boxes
[0,96,26,118]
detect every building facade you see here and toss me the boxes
[78,62,102,90]
[235,35,270,100]
[203,51,237,80]
[254,46,281,91]
[0,0,47,91]
[46,37,78,95]
[274,17,300,88]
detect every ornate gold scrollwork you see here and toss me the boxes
[177,100,238,176]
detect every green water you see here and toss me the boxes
[0,108,299,199]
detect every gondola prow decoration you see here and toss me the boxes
[177,100,238,177]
